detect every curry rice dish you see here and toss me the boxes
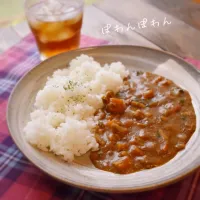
[24,55,196,175]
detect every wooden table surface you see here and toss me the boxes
[1,0,200,59]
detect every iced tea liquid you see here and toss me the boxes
[26,0,83,60]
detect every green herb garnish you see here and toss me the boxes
[179,99,185,105]
[156,131,161,138]
[63,80,78,91]
[69,95,86,103]
[181,116,186,120]
[97,151,103,156]
[98,121,104,128]
[136,71,143,76]
[116,92,121,97]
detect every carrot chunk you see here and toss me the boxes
[106,98,126,114]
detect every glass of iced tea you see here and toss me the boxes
[25,0,84,60]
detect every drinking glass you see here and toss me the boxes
[25,0,84,60]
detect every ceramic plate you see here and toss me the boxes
[7,46,200,193]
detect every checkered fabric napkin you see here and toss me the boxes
[0,34,200,200]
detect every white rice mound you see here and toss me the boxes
[24,54,129,162]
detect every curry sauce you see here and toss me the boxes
[90,71,196,174]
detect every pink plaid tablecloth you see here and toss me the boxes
[0,34,200,200]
